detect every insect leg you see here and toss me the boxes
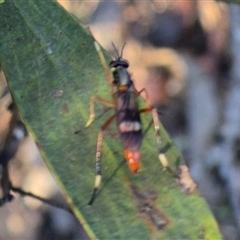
[93,40,112,85]
[88,114,117,205]
[138,88,152,108]
[85,96,114,127]
[86,27,112,84]
[151,108,170,169]
[138,89,170,169]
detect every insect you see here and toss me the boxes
[85,40,167,205]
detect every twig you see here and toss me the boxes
[10,185,73,214]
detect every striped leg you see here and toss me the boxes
[88,114,116,205]
[139,108,169,168]
[138,89,170,169]
[151,108,170,169]
[88,130,103,205]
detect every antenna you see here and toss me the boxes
[111,42,127,59]
[111,42,120,59]
[120,42,126,58]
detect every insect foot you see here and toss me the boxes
[85,114,95,128]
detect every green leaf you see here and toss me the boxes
[0,0,221,239]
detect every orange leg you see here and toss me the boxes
[85,96,114,127]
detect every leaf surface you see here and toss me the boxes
[0,0,221,239]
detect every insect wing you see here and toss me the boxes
[116,89,143,152]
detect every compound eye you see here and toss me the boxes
[109,59,129,68]
[109,60,117,68]
[121,60,129,68]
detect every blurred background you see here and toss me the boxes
[1,0,240,239]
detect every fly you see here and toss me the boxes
[85,40,167,205]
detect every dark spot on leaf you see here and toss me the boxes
[52,89,63,97]
[129,184,169,231]
[62,103,69,114]
[74,129,83,135]
[15,37,21,42]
